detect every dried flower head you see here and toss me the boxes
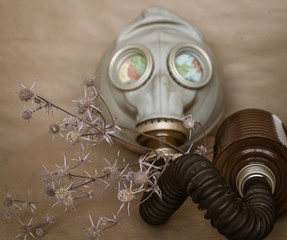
[110,171,123,182]
[126,171,135,182]
[101,166,117,176]
[132,171,149,185]
[65,131,81,144]
[19,88,34,102]
[194,145,208,156]
[76,97,92,114]
[39,170,53,183]
[35,227,46,237]
[55,186,71,200]
[43,185,55,197]
[49,123,60,134]
[57,167,68,177]
[17,218,35,240]
[63,116,81,129]
[101,166,123,182]
[21,109,33,120]
[84,227,100,240]
[183,115,195,129]
[117,189,135,203]
[19,224,32,238]
[84,76,96,87]
[17,81,37,103]
[2,195,13,207]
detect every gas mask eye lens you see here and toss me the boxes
[175,53,203,82]
[109,45,153,90]
[168,43,212,88]
[118,54,147,83]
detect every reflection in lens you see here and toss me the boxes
[175,53,203,82]
[118,54,147,84]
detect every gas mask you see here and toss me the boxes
[96,7,224,152]
[93,7,287,240]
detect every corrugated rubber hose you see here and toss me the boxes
[139,153,276,240]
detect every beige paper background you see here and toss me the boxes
[1,0,287,239]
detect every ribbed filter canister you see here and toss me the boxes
[213,108,287,215]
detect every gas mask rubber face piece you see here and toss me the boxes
[96,7,224,151]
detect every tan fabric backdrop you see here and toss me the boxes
[1,0,287,239]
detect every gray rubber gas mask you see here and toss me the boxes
[96,7,224,152]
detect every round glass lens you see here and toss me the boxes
[118,54,147,84]
[175,53,203,82]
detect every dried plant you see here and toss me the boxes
[2,78,209,239]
